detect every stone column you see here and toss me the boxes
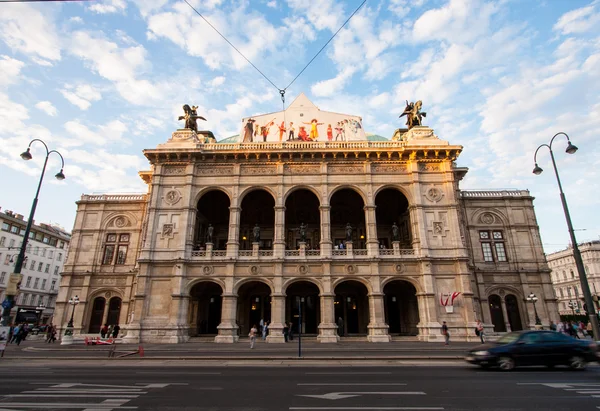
[392,241,400,255]
[345,241,353,257]
[215,294,239,343]
[273,205,286,258]
[252,242,260,257]
[367,292,391,342]
[319,205,332,258]
[267,294,286,343]
[364,205,379,256]
[206,243,213,260]
[501,298,512,332]
[318,293,338,343]
[226,206,241,258]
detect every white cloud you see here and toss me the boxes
[89,0,127,14]
[554,4,600,35]
[35,101,58,117]
[0,55,25,88]
[210,76,226,87]
[311,66,357,97]
[267,1,277,8]
[63,119,128,147]
[60,84,102,110]
[0,4,61,65]
[69,16,83,24]
[286,0,344,32]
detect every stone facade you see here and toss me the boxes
[547,241,600,316]
[53,100,558,343]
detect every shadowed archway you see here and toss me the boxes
[383,280,419,336]
[285,281,321,335]
[189,282,223,335]
[196,190,230,250]
[334,280,369,336]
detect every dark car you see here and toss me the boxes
[465,330,598,371]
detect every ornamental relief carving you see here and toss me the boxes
[202,266,214,275]
[90,277,127,287]
[418,163,440,172]
[163,187,182,206]
[298,264,309,274]
[196,165,234,175]
[372,164,408,173]
[241,166,276,175]
[164,166,186,175]
[109,215,131,228]
[479,212,497,225]
[329,165,363,174]
[284,164,320,174]
[424,187,444,203]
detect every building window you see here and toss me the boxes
[10,226,18,234]
[4,255,10,265]
[8,239,15,248]
[29,260,36,270]
[559,288,564,298]
[567,287,572,297]
[25,276,31,287]
[19,228,26,236]
[571,270,575,279]
[479,230,508,262]
[57,253,62,262]
[1,223,9,231]
[41,279,46,290]
[41,248,46,257]
[23,294,29,306]
[44,264,50,273]
[33,278,39,289]
[26,244,31,253]
[37,262,43,272]
[51,280,56,291]
[43,236,49,244]
[50,238,57,246]
[0,236,4,246]
[574,286,579,296]
[53,266,59,275]
[60,241,65,249]
[0,272,5,283]
[33,246,39,255]
[48,250,54,258]
[102,233,130,265]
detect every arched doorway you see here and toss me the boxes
[285,189,320,250]
[239,190,275,250]
[189,282,223,335]
[106,297,122,326]
[383,280,419,336]
[88,297,105,333]
[330,189,366,249]
[285,281,320,335]
[237,281,271,335]
[505,294,523,331]
[489,294,506,332]
[375,188,411,249]
[196,190,231,250]
[334,280,369,336]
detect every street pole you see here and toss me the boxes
[0,140,65,327]
[298,297,303,358]
[533,132,600,340]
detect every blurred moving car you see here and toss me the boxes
[465,330,598,371]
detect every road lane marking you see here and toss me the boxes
[135,371,221,375]
[305,372,392,375]
[289,408,444,410]
[0,404,137,409]
[6,394,140,398]
[298,391,426,400]
[298,383,407,386]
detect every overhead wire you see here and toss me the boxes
[183,0,369,108]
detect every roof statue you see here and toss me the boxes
[178,104,206,133]
[399,100,426,130]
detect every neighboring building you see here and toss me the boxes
[547,241,600,316]
[0,208,71,324]
[53,94,557,343]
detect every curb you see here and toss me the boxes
[0,355,463,361]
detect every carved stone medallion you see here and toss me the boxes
[105,291,112,299]
[202,266,214,275]
[249,265,260,275]
[114,216,128,228]
[480,213,495,225]
[346,264,357,274]
[433,222,443,235]
[298,265,308,274]
[424,187,444,203]
[162,223,175,239]
[395,263,405,273]
[164,188,182,206]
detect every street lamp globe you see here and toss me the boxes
[20,148,32,161]
[55,169,66,181]
[565,142,578,154]
[532,164,543,175]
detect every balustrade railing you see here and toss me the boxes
[332,249,347,256]
[305,250,321,257]
[354,249,368,256]
[238,250,253,257]
[258,250,273,257]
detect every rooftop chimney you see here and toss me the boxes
[15,214,24,220]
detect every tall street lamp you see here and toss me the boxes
[532,132,599,339]
[527,292,542,326]
[0,139,65,327]
[61,295,79,345]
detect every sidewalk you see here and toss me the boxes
[1,338,480,361]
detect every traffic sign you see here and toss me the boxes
[1,300,11,309]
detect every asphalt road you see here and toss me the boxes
[1,364,600,410]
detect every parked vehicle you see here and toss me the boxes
[465,330,598,371]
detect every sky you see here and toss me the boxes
[0,0,598,254]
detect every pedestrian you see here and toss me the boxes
[442,321,450,345]
[101,324,108,338]
[549,320,557,332]
[476,320,485,343]
[107,324,114,338]
[50,326,57,343]
[15,325,25,346]
[283,322,289,342]
[10,324,20,344]
[288,322,294,341]
[262,321,268,340]
[249,324,257,349]
[337,316,344,337]
[587,321,593,339]
[45,325,53,343]
[112,324,120,338]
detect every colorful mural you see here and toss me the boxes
[239,93,366,143]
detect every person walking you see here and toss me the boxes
[45,325,54,343]
[262,321,268,341]
[476,320,485,343]
[288,322,294,341]
[10,324,20,344]
[112,324,120,338]
[101,324,108,338]
[249,324,257,349]
[442,321,450,345]
[283,322,289,342]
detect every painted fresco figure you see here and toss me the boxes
[277,121,286,142]
[243,118,255,143]
[391,222,400,241]
[345,223,353,242]
[327,124,333,141]
[253,224,261,243]
[303,119,323,140]
[288,122,295,140]
[205,224,214,244]
[334,122,343,141]
[298,126,309,141]
[260,119,275,142]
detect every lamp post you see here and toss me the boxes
[61,295,79,345]
[0,140,65,327]
[527,292,542,326]
[298,297,304,358]
[533,132,599,339]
